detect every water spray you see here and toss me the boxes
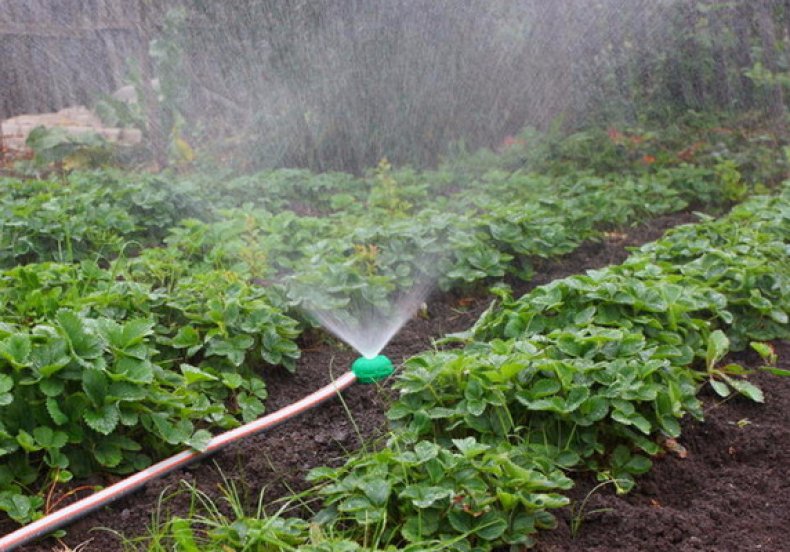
[0,358,393,551]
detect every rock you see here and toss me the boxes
[0,105,142,154]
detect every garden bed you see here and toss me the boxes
[22,209,788,551]
[535,342,790,552]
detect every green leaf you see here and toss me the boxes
[413,441,439,464]
[221,373,243,389]
[475,511,508,540]
[452,437,489,457]
[82,368,108,406]
[114,358,154,384]
[709,379,731,397]
[728,379,764,403]
[0,334,31,368]
[120,319,155,347]
[749,341,776,363]
[31,338,70,377]
[169,326,201,350]
[0,493,37,523]
[16,430,41,452]
[46,399,69,425]
[573,306,596,325]
[180,364,219,385]
[207,335,254,367]
[624,454,652,474]
[39,377,65,397]
[84,404,120,435]
[94,442,122,467]
[706,330,729,370]
[579,396,609,422]
[237,393,265,422]
[448,508,473,533]
[57,310,102,359]
[186,429,212,452]
[400,485,452,508]
[402,510,440,541]
[361,478,391,507]
[761,366,790,377]
[529,378,562,398]
[337,496,372,513]
[33,427,68,449]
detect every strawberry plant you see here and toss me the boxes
[0,172,196,267]
[309,438,572,550]
[278,185,788,550]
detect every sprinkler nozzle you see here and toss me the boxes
[351,355,394,384]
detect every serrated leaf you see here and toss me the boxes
[31,338,70,377]
[0,494,36,523]
[400,485,452,508]
[82,368,108,406]
[169,326,200,349]
[206,335,254,367]
[46,398,69,425]
[33,427,68,449]
[237,392,265,423]
[57,310,102,359]
[180,364,218,385]
[452,437,489,457]
[579,396,609,422]
[475,511,508,540]
[108,381,147,402]
[114,357,154,384]
[361,478,391,507]
[0,334,31,367]
[186,429,212,452]
[39,377,65,397]
[529,378,562,398]
[120,319,155,347]
[84,404,120,435]
[221,373,243,389]
[94,442,122,467]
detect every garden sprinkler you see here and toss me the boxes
[0,356,394,551]
[351,354,394,383]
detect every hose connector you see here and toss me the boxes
[352,355,394,383]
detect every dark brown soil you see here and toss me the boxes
[18,210,789,551]
[534,342,790,552]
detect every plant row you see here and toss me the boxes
[0,128,766,524]
[0,264,299,522]
[152,185,789,551]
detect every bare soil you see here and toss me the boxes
[17,211,790,551]
[534,343,790,552]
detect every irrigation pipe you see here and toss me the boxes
[0,368,370,551]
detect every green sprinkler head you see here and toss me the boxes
[351,355,394,384]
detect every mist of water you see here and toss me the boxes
[302,272,435,359]
[1,1,694,172]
